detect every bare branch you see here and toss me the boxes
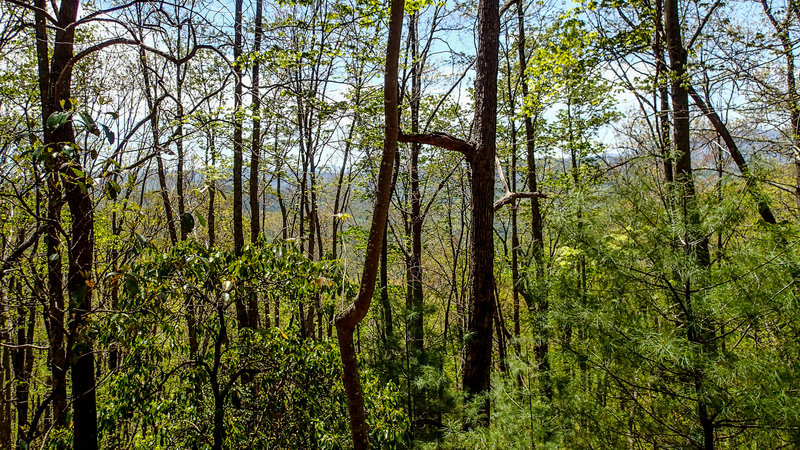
[0,225,45,281]
[499,0,519,16]
[398,131,474,160]
[687,0,722,50]
[4,0,58,24]
[493,192,547,211]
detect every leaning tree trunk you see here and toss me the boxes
[334,0,405,445]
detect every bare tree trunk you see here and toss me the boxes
[0,295,11,448]
[461,0,500,426]
[0,346,9,447]
[664,0,714,447]
[335,0,405,444]
[176,20,187,241]
[251,0,263,245]
[233,0,245,255]
[406,11,424,381]
[275,123,288,241]
[688,86,777,224]
[139,47,178,245]
[32,0,99,446]
[332,84,361,260]
[13,295,33,448]
[502,53,521,338]
[250,0,264,329]
[654,0,674,188]
[34,2,68,434]
[760,0,800,213]
[515,1,551,400]
[208,131,217,248]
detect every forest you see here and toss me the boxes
[1,0,800,447]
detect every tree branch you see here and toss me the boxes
[0,225,45,281]
[493,192,547,211]
[398,131,474,161]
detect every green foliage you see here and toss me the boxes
[94,240,409,448]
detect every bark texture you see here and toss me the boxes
[461,0,500,426]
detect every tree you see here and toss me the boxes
[335,0,405,445]
[33,0,99,445]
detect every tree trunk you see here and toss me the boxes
[0,296,11,448]
[208,131,217,247]
[515,1,551,400]
[34,0,68,434]
[406,10,425,371]
[139,45,178,246]
[251,0,263,246]
[688,86,777,225]
[335,0,405,444]
[654,0,674,188]
[13,296,32,448]
[233,0,245,255]
[461,0,500,427]
[664,0,714,447]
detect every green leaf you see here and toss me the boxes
[105,180,120,200]
[46,111,71,131]
[196,212,207,228]
[99,123,115,145]
[180,212,195,235]
[78,111,100,136]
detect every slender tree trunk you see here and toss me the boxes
[35,2,68,433]
[515,1,551,400]
[504,65,521,338]
[335,0,405,444]
[233,0,245,255]
[251,0,263,246]
[664,0,714,447]
[176,22,187,241]
[208,131,217,248]
[0,296,11,448]
[380,228,393,343]
[654,0,674,188]
[250,0,263,325]
[13,296,32,447]
[45,175,68,433]
[407,12,425,358]
[276,123,288,241]
[516,1,544,266]
[332,85,360,260]
[139,48,178,245]
[761,0,800,213]
[688,86,777,224]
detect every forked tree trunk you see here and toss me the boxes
[33,0,68,436]
[34,0,99,447]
